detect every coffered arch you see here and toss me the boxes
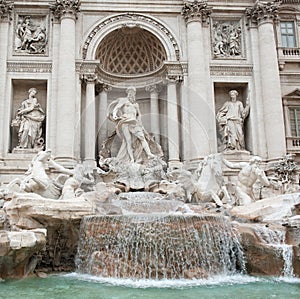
[82,13,181,62]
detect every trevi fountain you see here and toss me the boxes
[0,0,300,298]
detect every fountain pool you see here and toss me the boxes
[0,273,299,299]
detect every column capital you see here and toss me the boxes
[50,0,80,21]
[0,0,13,22]
[81,73,98,84]
[96,83,112,94]
[165,62,183,83]
[166,75,183,84]
[182,0,212,25]
[245,0,281,27]
[145,84,162,95]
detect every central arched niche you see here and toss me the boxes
[95,27,167,77]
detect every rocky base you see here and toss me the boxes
[0,192,300,279]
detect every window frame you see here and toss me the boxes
[280,20,297,48]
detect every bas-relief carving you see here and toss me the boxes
[11,88,45,150]
[216,89,250,152]
[14,15,48,55]
[212,20,243,58]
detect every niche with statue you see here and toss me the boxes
[10,80,47,153]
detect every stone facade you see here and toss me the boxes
[0,0,300,184]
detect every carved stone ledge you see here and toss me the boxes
[210,65,253,77]
[0,0,13,21]
[7,62,52,73]
[182,0,212,25]
[245,0,281,27]
[50,0,80,21]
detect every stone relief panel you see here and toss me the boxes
[14,14,48,55]
[212,19,243,59]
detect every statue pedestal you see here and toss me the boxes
[12,148,41,155]
[222,150,250,162]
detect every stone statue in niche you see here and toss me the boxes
[213,21,242,58]
[223,156,270,206]
[107,86,162,163]
[15,15,47,54]
[97,86,165,191]
[216,90,250,151]
[11,88,45,150]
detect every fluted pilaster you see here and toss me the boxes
[0,0,13,156]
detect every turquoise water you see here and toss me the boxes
[0,273,299,299]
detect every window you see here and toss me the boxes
[289,107,300,137]
[280,21,296,48]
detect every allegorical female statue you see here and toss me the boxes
[11,87,45,149]
[216,90,250,151]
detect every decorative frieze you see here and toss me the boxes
[245,0,281,26]
[210,65,253,76]
[82,13,180,61]
[165,62,183,83]
[14,15,48,55]
[7,62,52,73]
[182,0,212,24]
[212,20,243,59]
[50,0,80,20]
[0,0,13,21]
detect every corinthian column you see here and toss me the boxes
[0,1,13,156]
[182,1,215,162]
[246,1,286,159]
[50,0,80,165]
[98,84,111,150]
[166,75,181,168]
[146,84,161,143]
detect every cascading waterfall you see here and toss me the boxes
[76,214,245,279]
[254,225,294,277]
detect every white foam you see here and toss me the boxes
[64,273,264,289]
